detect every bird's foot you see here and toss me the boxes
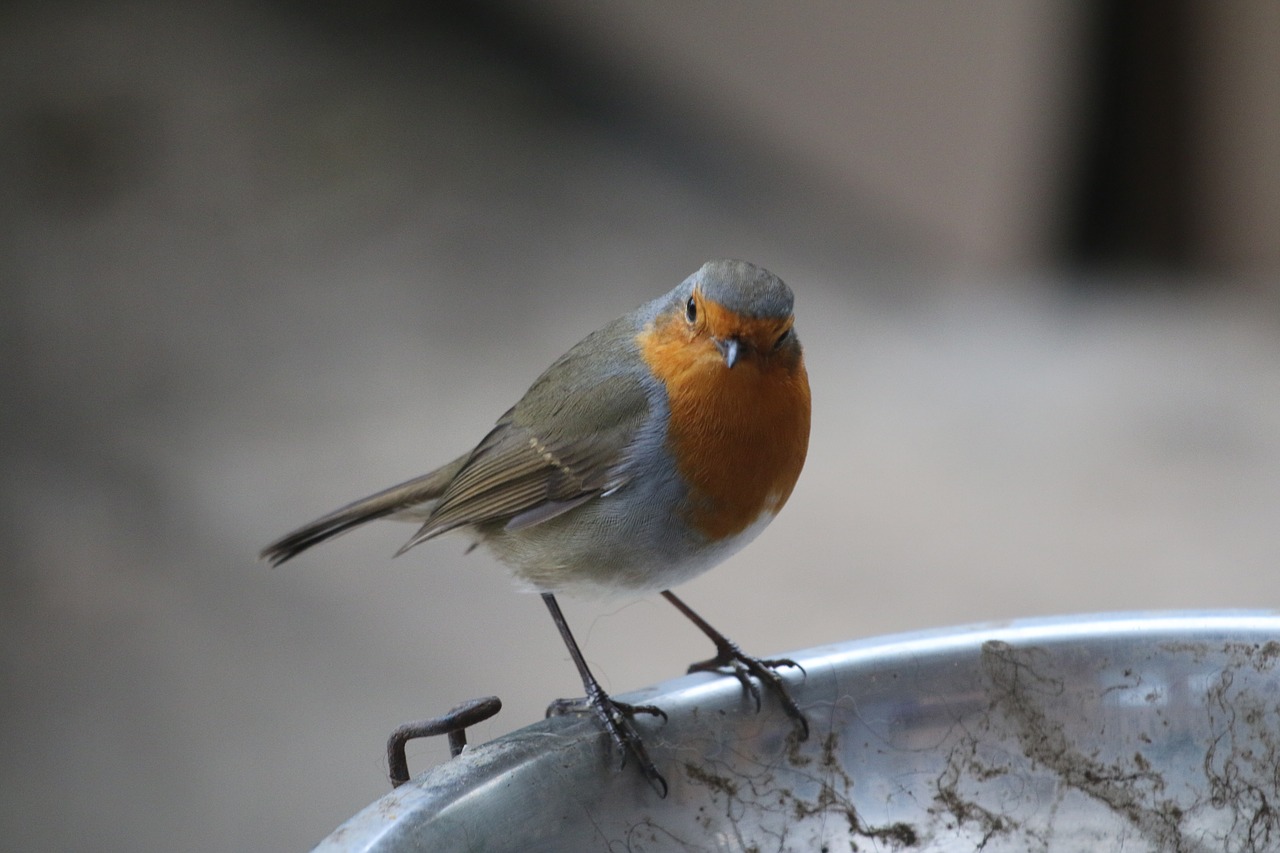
[547,693,669,797]
[688,641,809,740]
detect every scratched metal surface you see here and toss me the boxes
[315,613,1280,852]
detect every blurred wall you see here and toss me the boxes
[453,0,1279,279]
[1191,1,1280,277]
[1065,0,1279,279]
[529,0,1091,271]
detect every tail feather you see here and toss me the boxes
[260,457,466,567]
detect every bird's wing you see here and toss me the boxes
[260,456,468,566]
[399,341,655,551]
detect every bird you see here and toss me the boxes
[261,259,811,796]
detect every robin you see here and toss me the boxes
[262,259,811,796]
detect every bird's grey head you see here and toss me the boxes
[690,259,793,319]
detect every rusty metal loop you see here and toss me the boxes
[386,696,502,787]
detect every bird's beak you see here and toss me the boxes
[715,336,741,368]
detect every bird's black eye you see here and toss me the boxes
[685,295,697,324]
[773,328,791,350]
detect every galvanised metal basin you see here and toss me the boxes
[316,612,1280,852]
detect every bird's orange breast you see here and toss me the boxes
[637,312,811,541]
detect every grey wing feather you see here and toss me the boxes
[400,346,654,552]
[260,456,466,566]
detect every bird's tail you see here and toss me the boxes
[260,456,467,567]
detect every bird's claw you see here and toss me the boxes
[546,696,667,721]
[688,644,809,741]
[546,694,669,797]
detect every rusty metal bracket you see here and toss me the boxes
[386,696,502,787]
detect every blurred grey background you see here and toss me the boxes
[3,1,1278,849]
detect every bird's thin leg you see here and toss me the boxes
[660,589,809,740]
[541,593,668,796]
